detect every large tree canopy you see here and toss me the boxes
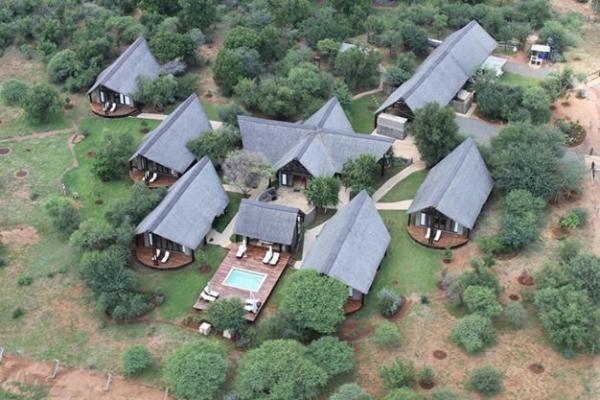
[411,102,461,168]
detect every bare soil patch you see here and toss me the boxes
[198,264,211,274]
[433,350,447,360]
[339,319,374,342]
[517,273,535,287]
[71,134,85,144]
[15,169,28,178]
[552,0,594,17]
[87,150,96,158]
[528,363,545,374]
[0,147,9,155]
[0,226,40,246]
[509,294,520,301]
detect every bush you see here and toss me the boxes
[558,240,581,264]
[206,297,247,334]
[69,219,115,251]
[47,49,81,83]
[46,197,80,235]
[307,336,354,378]
[122,345,153,376]
[383,388,425,400]
[504,302,528,329]
[165,341,228,400]
[468,366,503,395]
[499,190,546,252]
[1,79,29,106]
[380,358,416,389]
[451,314,495,354]
[559,207,587,231]
[476,82,523,122]
[377,288,403,317]
[418,366,435,387]
[330,384,371,400]
[214,47,263,96]
[373,321,401,347]
[411,103,461,168]
[92,133,135,181]
[22,83,62,123]
[459,268,501,295]
[150,31,196,63]
[341,154,380,195]
[431,388,463,400]
[17,275,33,286]
[334,47,383,91]
[12,308,24,319]
[463,286,502,318]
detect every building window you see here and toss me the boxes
[124,95,132,106]
[100,91,106,102]
[119,93,125,104]
[420,212,427,226]
[281,173,288,186]
[452,221,460,233]
[148,233,153,246]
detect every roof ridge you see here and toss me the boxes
[239,115,317,131]
[402,21,478,101]
[96,37,146,90]
[314,98,338,128]
[241,199,301,214]
[320,128,394,143]
[145,157,210,233]
[320,192,370,274]
[430,139,475,207]
[136,94,199,156]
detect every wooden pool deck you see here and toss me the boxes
[193,244,291,322]
[129,169,178,188]
[407,225,469,249]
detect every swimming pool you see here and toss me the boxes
[223,268,267,292]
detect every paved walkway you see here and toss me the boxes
[137,113,222,129]
[504,61,553,79]
[372,162,426,202]
[376,200,412,210]
[456,115,502,145]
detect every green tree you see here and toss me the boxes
[380,358,416,389]
[539,20,574,56]
[235,339,328,400]
[499,189,546,251]
[433,14,448,36]
[411,103,461,168]
[69,218,115,251]
[206,297,246,334]
[268,0,311,26]
[451,314,495,354]
[222,150,272,197]
[139,0,181,15]
[279,269,347,335]
[186,126,241,166]
[47,49,81,83]
[490,122,565,200]
[566,254,600,304]
[92,133,134,181]
[22,83,62,123]
[330,383,372,400]
[307,337,354,378]
[214,47,263,96]
[504,302,528,329]
[224,26,262,50]
[1,79,29,106]
[133,75,180,110]
[334,47,383,91]
[305,177,340,212]
[178,0,216,31]
[164,341,228,400]
[46,197,80,235]
[468,366,503,395]
[463,286,502,318]
[373,320,401,347]
[149,31,195,63]
[399,22,429,55]
[476,82,523,122]
[122,345,153,377]
[317,38,339,61]
[332,80,352,110]
[521,86,552,124]
[341,154,380,195]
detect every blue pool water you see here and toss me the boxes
[223,268,267,292]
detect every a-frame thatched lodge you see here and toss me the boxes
[87,37,160,117]
[407,138,493,249]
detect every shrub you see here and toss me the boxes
[92,133,135,181]
[418,366,435,387]
[504,302,528,329]
[443,248,452,263]
[69,219,115,251]
[440,272,461,306]
[373,321,401,347]
[463,286,502,318]
[459,268,501,295]
[559,207,587,231]
[334,47,383,91]
[558,240,581,264]
[377,288,403,317]
[206,297,247,334]
[468,366,503,395]
[22,83,62,123]
[149,31,196,63]
[383,388,424,400]
[165,341,228,400]
[122,345,153,376]
[46,197,80,235]
[477,82,523,122]
[330,383,372,400]
[17,275,33,286]
[411,103,461,168]
[431,387,463,400]
[451,314,495,354]
[1,79,29,106]
[499,190,546,252]
[380,358,416,389]
[12,308,24,319]
[307,336,354,378]
[47,49,81,83]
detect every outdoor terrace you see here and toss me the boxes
[90,102,137,118]
[407,225,469,249]
[135,245,194,270]
[193,244,291,322]
[129,169,178,188]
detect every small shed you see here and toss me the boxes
[529,44,551,67]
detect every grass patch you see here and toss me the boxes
[307,208,336,230]
[136,245,227,320]
[213,192,243,233]
[199,99,231,121]
[347,93,386,134]
[63,117,159,220]
[354,211,442,318]
[379,170,427,202]
[373,159,408,192]
[498,72,541,89]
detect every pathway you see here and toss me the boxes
[455,115,502,145]
[0,127,76,143]
[503,60,554,79]
[372,161,426,202]
[375,200,412,210]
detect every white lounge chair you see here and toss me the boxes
[200,291,217,302]
[262,246,273,263]
[160,250,170,263]
[269,252,280,266]
[425,227,431,240]
[148,172,158,183]
[245,298,260,306]
[103,102,110,112]
[244,302,260,314]
[203,285,219,298]
[236,242,247,258]
[434,230,442,242]
[109,102,117,113]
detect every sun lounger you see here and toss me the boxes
[200,291,217,302]
[269,252,280,266]
[203,285,219,298]
[434,230,442,242]
[109,102,117,113]
[245,298,260,306]
[425,227,431,240]
[262,246,273,264]
[160,250,170,263]
[244,301,261,314]
[148,172,158,183]
[103,102,110,112]
[236,243,247,258]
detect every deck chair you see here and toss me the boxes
[262,246,273,263]
[236,242,247,258]
[244,301,261,314]
[109,102,117,113]
[425,227,431,240]
[160,250,171,263]
[245,298,261,306]
[200,291,217,302]
[103,102,110,112]
[148,172,158,183]
[143,170,151,182]
[269,252,280,266]
[434,230,442,242]
[203,285,219,298]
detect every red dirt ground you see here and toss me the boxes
[0,226,39,246]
